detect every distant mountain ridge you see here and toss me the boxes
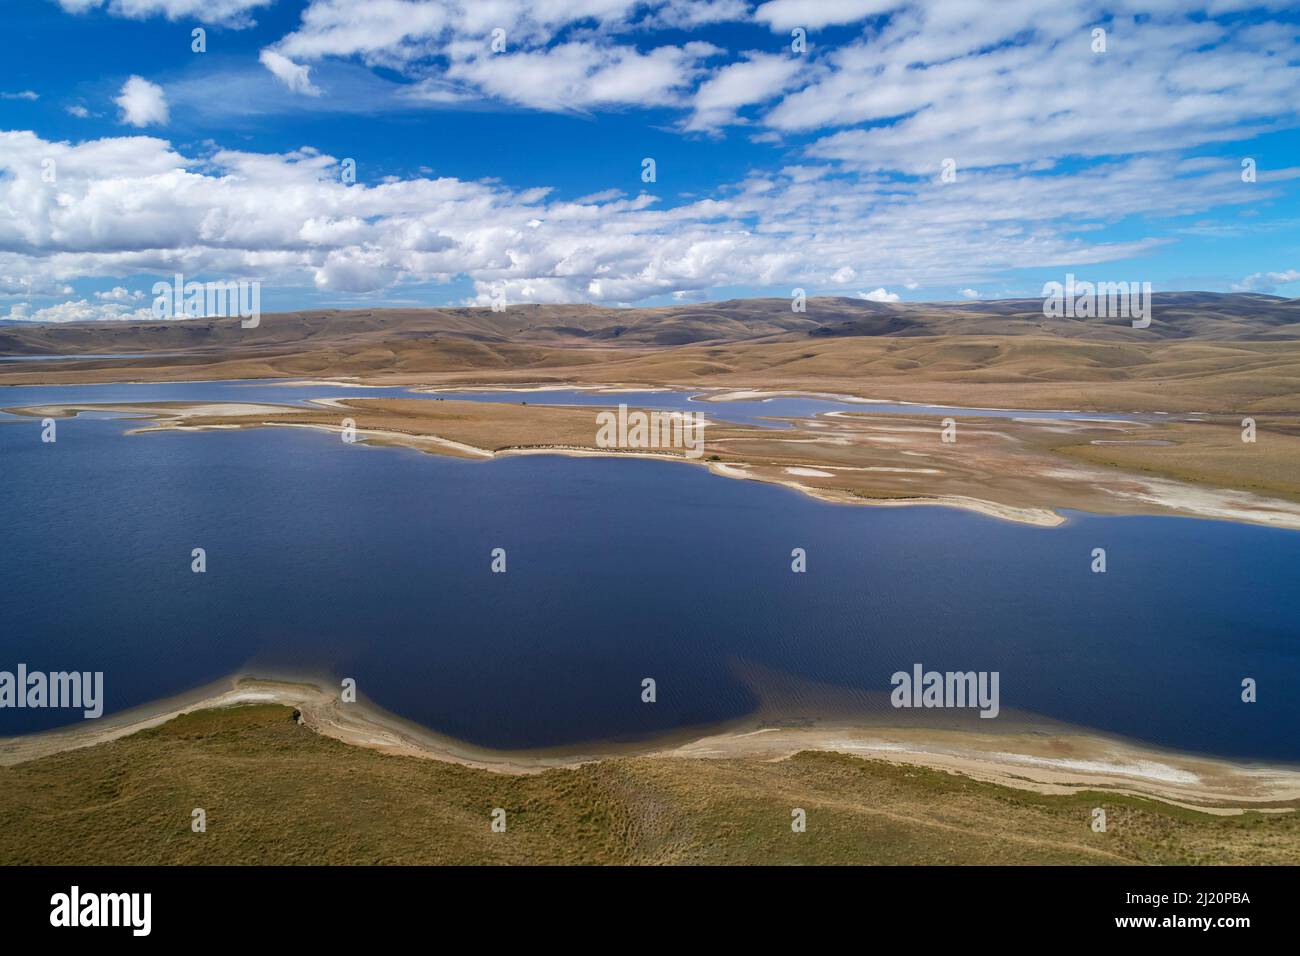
[1,292,1297,356]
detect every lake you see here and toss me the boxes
[0,382,1295,760]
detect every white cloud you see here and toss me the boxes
[4,299,153,323]
[66,105,91,118]
[94,286,145,302]
[0,91,39,101]
[445,42,712,111]
[772,2,1300,173]
[115,76,169,127]
[959,288,981,299]
[650,0,749,28]
[271,0,453,64]
[754,0,902,32]
[259,50,322,96]
[17,1,1299,316]
[0,129,1283,314]
[101,0,1296,166]
[57,0,271,28]
[1231,269,1300,293]
[266,1,721,112]
[859,287,900,302]
[0,275,73,298]
[684,52,807,131]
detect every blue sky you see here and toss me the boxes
[2,0,1299,320]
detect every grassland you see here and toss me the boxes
[2,704,1297,865]
[5,333,1300,416]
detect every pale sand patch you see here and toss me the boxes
[750,436,852,445]
[1090,439,1175,446]
[267,422,494,458]
[1108,477,1300,530]
[704,388,1136,421]
[827,465,944,475]
[789,488,1064,527]
[6,401,300,420]
[1043,465,1300,529]
[663,724,1300,813]
[785,466,834,477]
[985,753,1199,785]
[499,447,699,464]
[709,462,752,479]
[4,676,1297,812]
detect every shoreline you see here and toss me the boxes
[2,399,1071,527]
[0,372,1168,420]
[2,674,1298,813]
[13,395,1300,530]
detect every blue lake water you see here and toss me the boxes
[0,384,1295,759]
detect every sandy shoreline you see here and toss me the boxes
[2,674,1297,813]
[0,400,1093,528]
[17,394,1300,530]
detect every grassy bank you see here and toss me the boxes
[1,705,1296,865]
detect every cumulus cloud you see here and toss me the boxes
[57,0,271,28]
[0,91,39,101]
[20,1,1300,316]
[0,129,1275,315]
[684,52,807,131]
[264,1,723,112]
[4,299,153,323]
[959,288,982,299]
[1232,269,1300,293]
[217,0,1300,171]
[858,287,900,302]
[94,287,145,302]
[778,2,1300,173]
[649,0,749,29]
[754,0,902,32]
[259,50,322,96]
[445,42,714,111]
[115,76,169,127]
[54,1,1300,156]
[0,275,73,298]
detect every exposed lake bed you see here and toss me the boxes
[5,674,1300,813]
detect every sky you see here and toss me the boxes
[1,0,1299,321]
